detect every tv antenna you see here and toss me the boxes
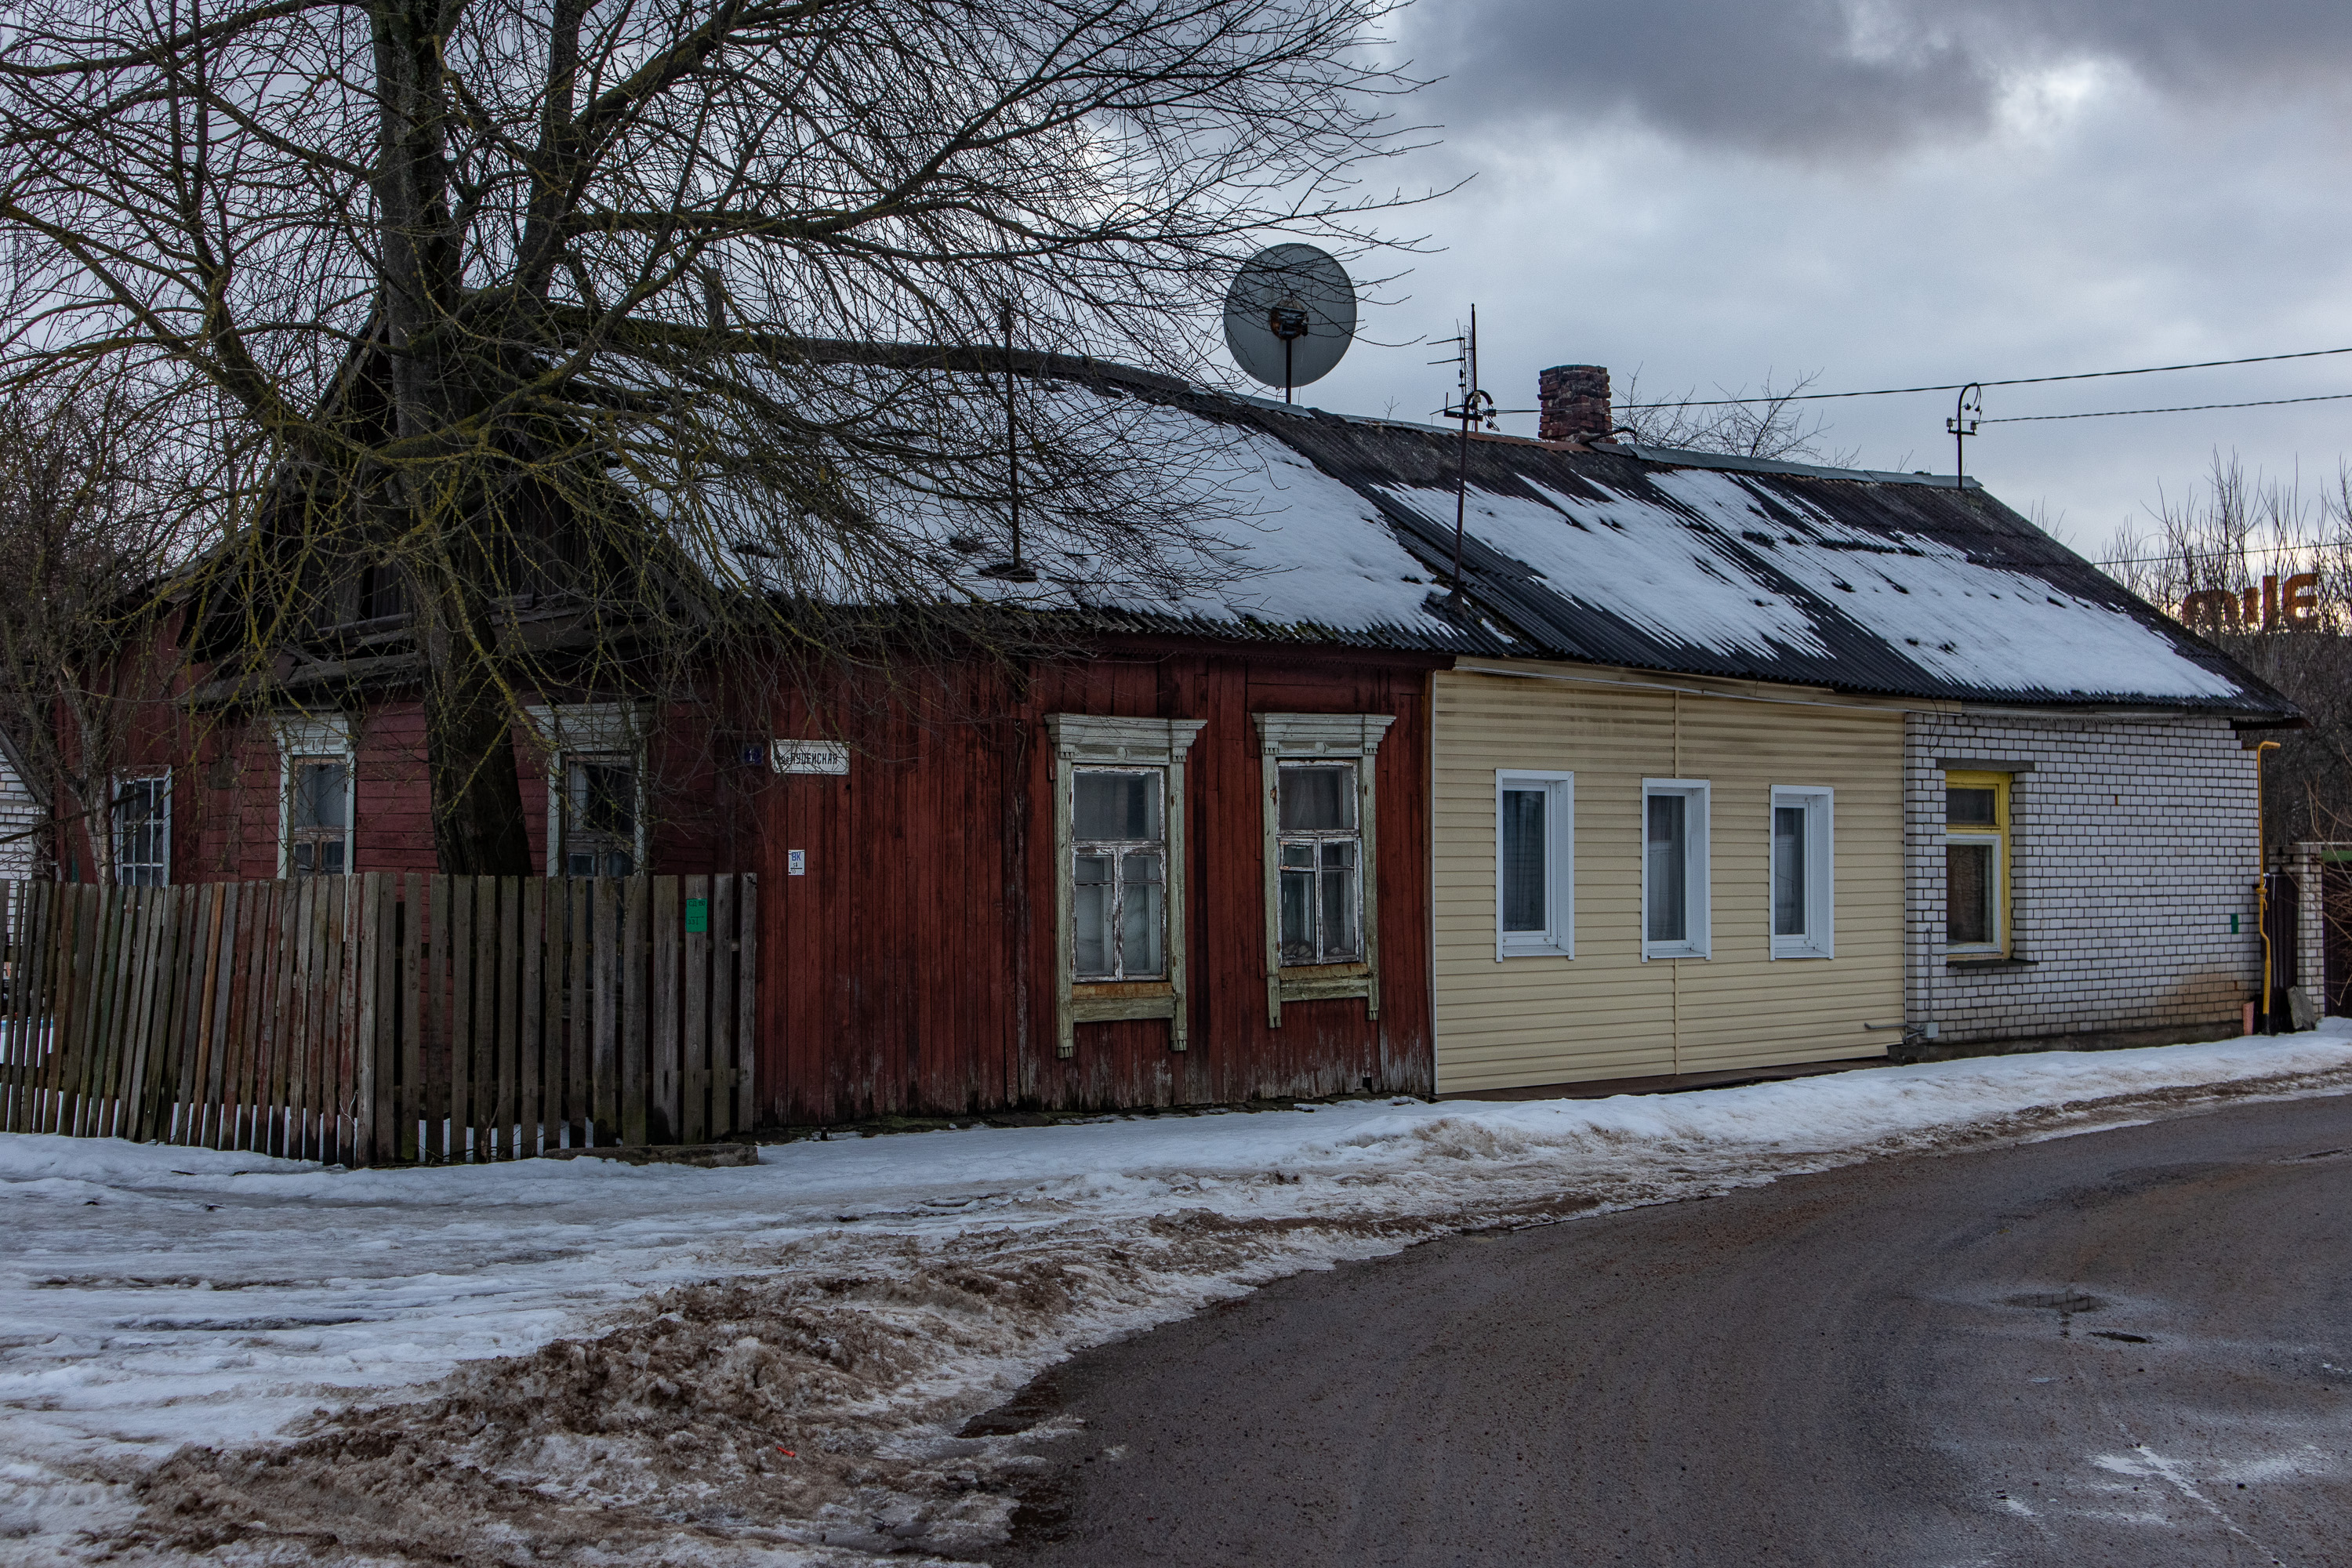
[978,297,1038,582]
[1436,306,1497,600]
[1223,244,1357,403]
[1946,383,1982,492]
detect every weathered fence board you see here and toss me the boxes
[0,873,755,1164]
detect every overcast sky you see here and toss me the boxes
[1280,0,2352,558]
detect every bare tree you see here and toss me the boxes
[0,388,191,882]
[2103,451,2352,860]
[0,0,1426,873]
[1613,369,1858,466]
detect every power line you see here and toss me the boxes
[1980,390,2352,424]
[2092,546,2343,568]
[1617,344,2352,411]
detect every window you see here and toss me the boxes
[527,703,652,878]
[1072,768,1166,981]
[113,773,169,886]
[1255,713,1395,1026]
[1641,779,1709,960]
[287,759,352,874]
[1495,770,1573,959]
[274,714,355,877]
[1945,770,2011,955]
[1278,761,1362,965]
[1769,786,1833,960]
[1046,715,1205,1057]
[562,757,641,877]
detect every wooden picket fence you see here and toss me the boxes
[0,873,757,1165]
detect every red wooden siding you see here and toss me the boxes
[88,631,1439,1123]
[756,644,1439,1123]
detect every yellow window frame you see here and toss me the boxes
[1944,769,2012,956]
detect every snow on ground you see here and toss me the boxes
[7,1027,2352,1565]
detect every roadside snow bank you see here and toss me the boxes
[5,1026,2350,1565]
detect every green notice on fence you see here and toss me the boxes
[684,898,709,933]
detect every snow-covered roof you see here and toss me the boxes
[847,374,2286,716]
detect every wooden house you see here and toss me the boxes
[65,361,2298,1125]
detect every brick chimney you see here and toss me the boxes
[1537,365,1612,444]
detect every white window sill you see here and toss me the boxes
[1642,943,1709,961]
[1497,940,1573,961]
[1770,941,1834,960]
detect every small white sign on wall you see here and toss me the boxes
[788,849,807,877]
[771,740,850,775]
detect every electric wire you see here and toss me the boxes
[1615,343,2352,411]
[1977,390,2352,423]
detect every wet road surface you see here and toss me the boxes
[985,1092,2352,1566]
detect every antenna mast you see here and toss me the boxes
[1947,383,1982,492]
[1439,307,1497,601]
[979,298,1038,582]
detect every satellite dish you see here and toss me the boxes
[1223,244,1356,402]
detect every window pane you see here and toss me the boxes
[1501,789,1546,933]
[1279,867,1315,964]
[1074,852,1114,978]
[574,762,636,837]
[320,840,346,875]
[294,761,347,830]
[1646,795,1686,943]
[1947,843,1994,946]
[1773,804,1807,937]
[1120,851,1165,978]
[1947,787,1997,826]
[1075,771,1160,842]
[1320,840,1359,960]
[1278,764,1355,832]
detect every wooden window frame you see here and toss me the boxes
[1495,769,1574,960]
[111,771,170,887]
[1069,766,1170,982]
[527,702,652,878]
[1641,778,1711,960]
[273,713,355,878]
[1768,785,1835,960]
[1255,713,1394,1027]
[1944,769,2012,956]
[1046,715,1205,1058]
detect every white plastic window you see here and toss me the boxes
[1769,786,1833,960]
[1642,779,1710,960]
[1496,770,1573,959]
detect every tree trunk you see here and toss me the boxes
[419,565,532,876]
[373,0,534,877]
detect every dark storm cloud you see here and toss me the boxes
[1408,1,2352,154]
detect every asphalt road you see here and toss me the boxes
[985,1092,2352,1567]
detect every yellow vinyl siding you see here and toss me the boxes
[1432,666,1905,1092]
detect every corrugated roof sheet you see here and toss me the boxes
[1128,387,2292,719]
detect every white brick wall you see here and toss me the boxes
[1906,712,2259,1044]
[0,749,38,882]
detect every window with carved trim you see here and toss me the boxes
[1254,713,1393,1028]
